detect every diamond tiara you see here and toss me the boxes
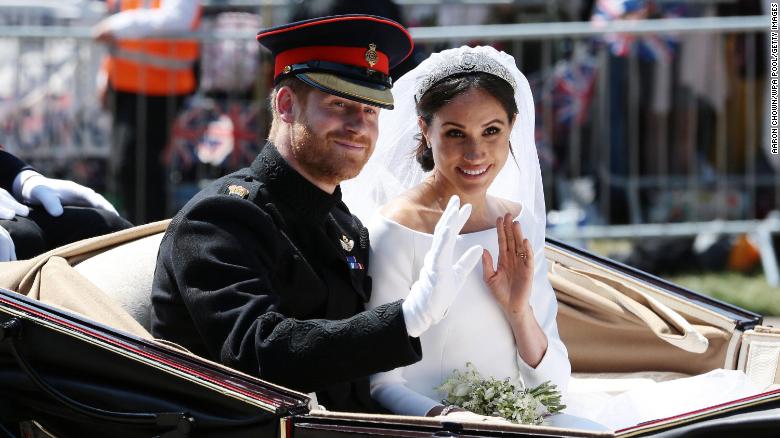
[414,49,517,102]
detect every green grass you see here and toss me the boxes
[585,239,780,316]
[666,272,780,316]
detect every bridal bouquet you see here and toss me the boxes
[436,363,565,425]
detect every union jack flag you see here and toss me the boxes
[529,46,598,133]
[551,49,598,127]
[165,103,201,171]
[592,0,686,63]
[164,98,264,173]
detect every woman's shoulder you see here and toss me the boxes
[378,189,439,234]
[368,194,427,274]
[489,196,523,219]
[489,196,543,244]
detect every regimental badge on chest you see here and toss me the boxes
[340,235,354,252]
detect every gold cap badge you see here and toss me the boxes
[227,185,250,199]
[340,235,355,252]
[365,43,378,68]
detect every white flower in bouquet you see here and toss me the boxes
[435,362,565,425]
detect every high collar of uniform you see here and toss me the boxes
[252,142,341,222]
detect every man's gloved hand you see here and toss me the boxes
[0,225,16,262]
[17,171,118,217]
[0,188,29,262]
[0,187,28,262]
[0,188,30,220]
[402,196,483,338]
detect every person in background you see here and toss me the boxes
[93,0,202,224]
[0,149,131,261]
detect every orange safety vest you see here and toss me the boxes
[102,0,202,96]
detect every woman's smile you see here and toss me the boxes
[457,164,492,178]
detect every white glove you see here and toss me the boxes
[0,188,30,220]
[402,196,483,338]
[0,225,16,262]
[16,170,118,217]
[0,187,29,262]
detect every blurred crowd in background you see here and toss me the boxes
[0,0,777,278]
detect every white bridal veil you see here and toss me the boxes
[341,45,546,232]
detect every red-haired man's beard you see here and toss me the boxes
[289,118,373,189]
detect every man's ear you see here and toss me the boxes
[275,86,297,124]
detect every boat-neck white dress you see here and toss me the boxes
[366,205,571,416]
[363,206,767,430]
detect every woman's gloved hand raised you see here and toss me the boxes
[402,196,483,337]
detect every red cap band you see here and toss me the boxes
[274,45,390,78]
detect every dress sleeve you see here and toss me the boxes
[365,217,438,415]
[515,216,571,391]
[163,198,421,394]
[370,369,440,416]
[104,0,200,39]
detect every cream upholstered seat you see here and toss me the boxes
[73,232,164,331]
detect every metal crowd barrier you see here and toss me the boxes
[0,14,778,282]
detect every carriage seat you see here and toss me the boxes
[73,232,165,331]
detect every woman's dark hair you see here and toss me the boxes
[415,72,518,171]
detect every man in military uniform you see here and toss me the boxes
[151,15,482,413]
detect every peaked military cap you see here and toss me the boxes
[256,15,413,109]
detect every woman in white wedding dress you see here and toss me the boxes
[341,45,766,430]
[343,45,571,419]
